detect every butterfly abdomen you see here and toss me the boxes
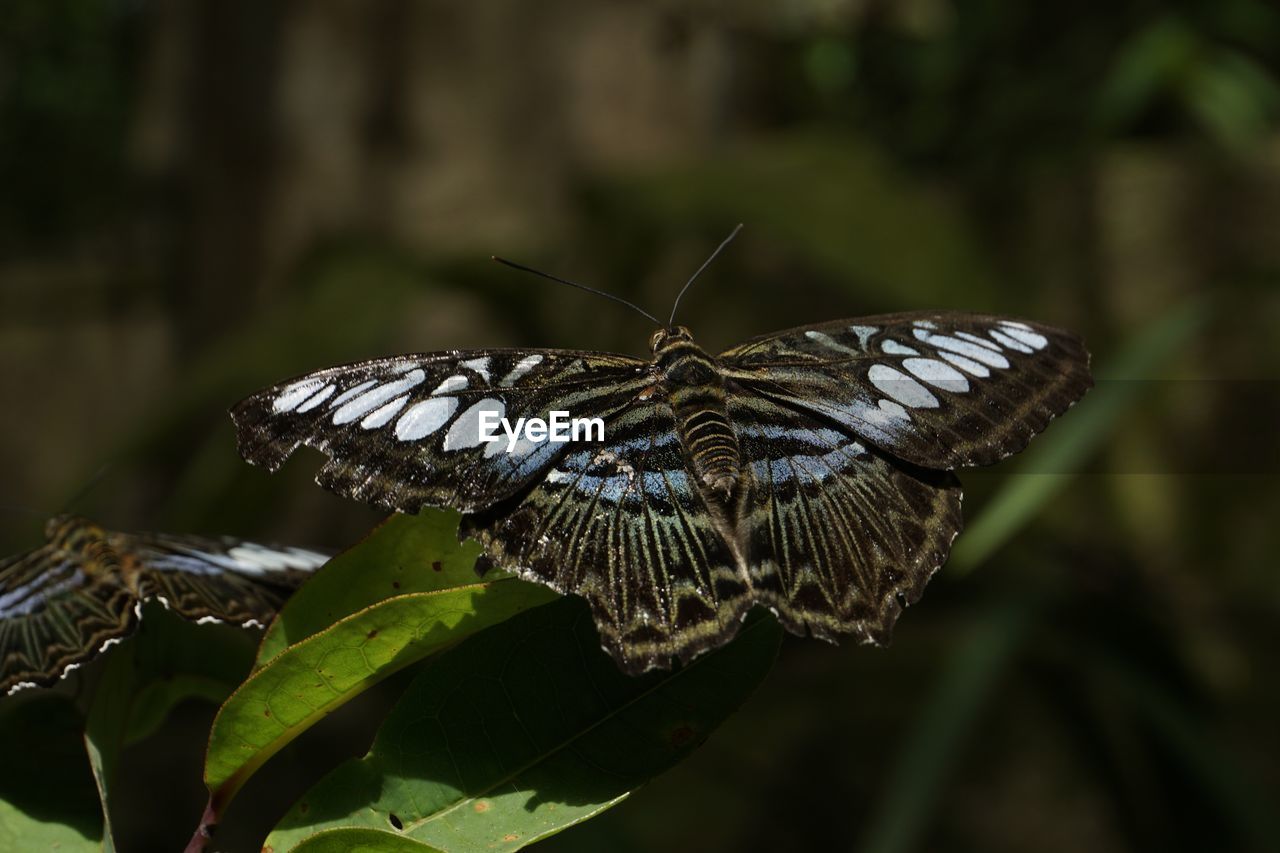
[659,342,742,496]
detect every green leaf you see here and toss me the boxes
[951,298,1205,573]
[0,604,255,853]
[0,799,99,853]
[257,511,483,666]
[124,675,245,746]
[83,640,138,853]
[204,579,555,812]
[267,598,782,853]
[80,603,262,851]
[125,603,260,745]
[291,828,446,853]
[0,695,102,852]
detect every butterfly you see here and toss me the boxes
[0,515,330,696]
[231,267,1092,676]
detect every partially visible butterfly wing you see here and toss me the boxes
[231,349,651,513]
[0,546,135,696]
[721,312,1091,470]
[731,395,963,643]
[461,398,754,675]
[113,531,331,627]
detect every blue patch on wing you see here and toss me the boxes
[750,443,867,485]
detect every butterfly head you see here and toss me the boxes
[44,515,104,550]
[44,514,78,542]
[649,325,695,354]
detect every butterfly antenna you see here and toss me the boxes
[491,256,663,326]
[60,463,113,515]
[668,223,743,328]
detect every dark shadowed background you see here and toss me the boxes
[2,2,1279,852]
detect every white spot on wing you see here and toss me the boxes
[183,543,328,577]
[500,354,544,386]
[880,399,909,420]
[328,379,377,409]
[847,325,878,348]
[881,339,919,356]
[273,378,325,413]
[431,375,468,395]
[988,328,1034,353]
[483,431,541,458]
[295,384,336,412]
[805,330,861,355]
[902,357,970,393]
[868,364,940,408]
[461,357,492,383]
[938,350,990,377]
[858,398,911,426]
[955,331,1002,351]
[333,370,426,424]
[224,543,325,575]
[914,330,1010,368]
[395,397,457,441]
[361,395,409,429]
[445,398,505,451]
[997,322,1049,350]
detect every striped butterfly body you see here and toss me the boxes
[0,515,329,695]
[232,311,1091,675]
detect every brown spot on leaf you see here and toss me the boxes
[431,560,443,572]
[263,709,271,718]
[392,580,401,589]
[503,833,519,842]
[367,629,379,640]
[473,800,491,813]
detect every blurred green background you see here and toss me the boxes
[2,1,1279,851]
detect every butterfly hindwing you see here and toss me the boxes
[231,349,650,513]
[461,399,754,675]
[721,312,1092,469]
[0,545,136,695]
[731,394,963,643]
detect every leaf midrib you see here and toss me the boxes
[208,582,499,807]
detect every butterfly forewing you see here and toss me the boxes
[721,312,1092,469]
[116,531,328,627]
[231,349,650,513]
